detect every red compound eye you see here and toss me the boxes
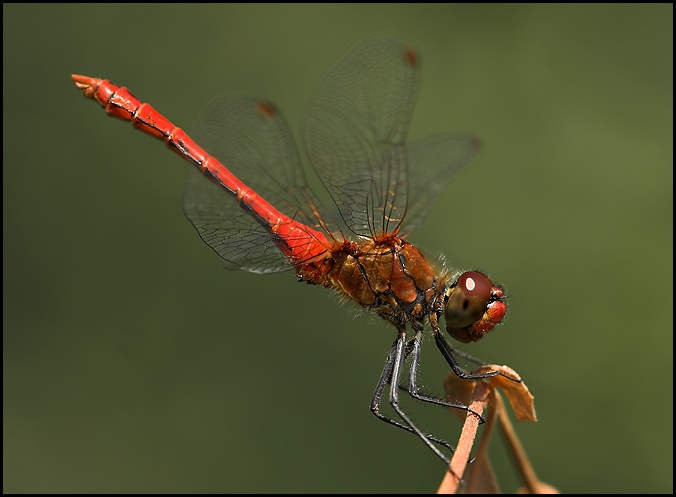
[457,271,492,298]
[444,271,506,343]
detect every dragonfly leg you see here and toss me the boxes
[370,331,453,464]
[444,344,523,383]
[443,345,487,367]
[406,329,486,423]
[370,337,455,451]
[428,312,506,382]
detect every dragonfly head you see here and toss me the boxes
[443,271,506,343]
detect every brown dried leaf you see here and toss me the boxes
[438,364,555,494]
[444,371,481,422]
[462,451,501,494]
[475,365,537,422]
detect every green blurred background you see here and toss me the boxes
[3,4,672,493]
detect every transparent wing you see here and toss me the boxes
[303,36,421,238]
[400,133,482,234]
[183,96,330,274]
[183,166,291,273]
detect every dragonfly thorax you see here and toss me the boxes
[304,236,439,331]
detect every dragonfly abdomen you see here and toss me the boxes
[73,75,331,269]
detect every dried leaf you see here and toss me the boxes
[476,365,537,422]
[437,364,556,493]
[462,451,501,494]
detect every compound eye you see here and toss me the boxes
[457,271,492,298]
[445,272,492,328]
[444,271,505,343]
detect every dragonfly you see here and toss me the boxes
[72,36,513,466]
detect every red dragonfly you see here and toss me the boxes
[73,36,512,465]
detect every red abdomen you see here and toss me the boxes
[72,75,330,268]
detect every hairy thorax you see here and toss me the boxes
[299,233,440,331]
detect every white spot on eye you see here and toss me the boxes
[465,277,476,291]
